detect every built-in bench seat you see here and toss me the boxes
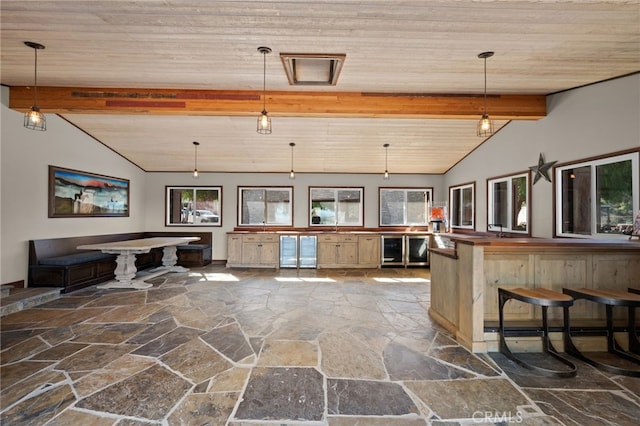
[29,231,212,293]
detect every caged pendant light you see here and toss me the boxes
[289,142,296,179]
[383,143,390,179]
[257,46,273,134]
[192,141,200,178]
[477,51,495,137]
[23,41,46,131]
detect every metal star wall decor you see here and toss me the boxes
[529,153,557,184]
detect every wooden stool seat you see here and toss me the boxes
[498,287,577,378]
[562,287,640,377]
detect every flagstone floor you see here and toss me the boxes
[1,265,638,425]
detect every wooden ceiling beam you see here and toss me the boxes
[9,86,546,119]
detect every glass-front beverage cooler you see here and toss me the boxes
[381,235,405,266]
[279,234,317,268]
[405,235,429,266]
[381,234,429,267]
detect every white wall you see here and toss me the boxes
[3,74,637,284]
[143,172,445,261]
[0,86,147,284]
[444,73,640,237]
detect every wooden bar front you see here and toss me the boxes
[428,236,640,353]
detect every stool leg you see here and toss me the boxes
[607,304,640,362]
[629,305,640,354]
[562,291,640,377]
[498,290,576,378]
[606,304,615,353]
[541,306,550,353]
[498,290,509,355]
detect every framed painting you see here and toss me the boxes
[166,186,222,226]
[48,166,130,217]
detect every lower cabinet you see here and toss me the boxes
[227,232,413,269]
[358,235,381,267]
[317,234,358,267]
[317,234,380,268]
[226,234,278,268]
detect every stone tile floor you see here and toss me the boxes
[1,265,638,425]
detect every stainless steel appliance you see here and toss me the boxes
[405,234,429,266]
[381,235,404,266]
[381,234,429,267]
[279,234,317,268]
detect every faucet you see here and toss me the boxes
[335,220,339,233]
[489,223,504,238]
[262,220,266,232]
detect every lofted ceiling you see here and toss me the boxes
[1,1,638,175]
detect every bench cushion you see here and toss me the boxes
[39,251,116,267]
[177,244,210,250]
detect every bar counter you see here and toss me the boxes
[428,234,640,353]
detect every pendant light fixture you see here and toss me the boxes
[23,41,46,131]
[192,141,200,178]
[383,143,390,179]
[257,46,272,134]
[477,51,495,137]
[289,142,296,179]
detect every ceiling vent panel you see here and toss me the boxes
[280,53,346,86]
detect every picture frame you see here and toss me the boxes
[166,186,222,226]
[49,165,130,218]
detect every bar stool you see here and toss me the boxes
[562,287,640,377]
[498,287,577,377]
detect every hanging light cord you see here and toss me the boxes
[482,56,487,114]
[33,45,39,106]
[483,56,489,115]
[262,50,267,112]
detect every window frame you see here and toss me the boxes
[309,186,364,227]
[238,186,293,227]
[379,187,433,227]
[449,182,475,230]
[165,186,222,227]
[486,171,531,235]
[554,150,639,239]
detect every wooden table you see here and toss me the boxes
[78,236,199,290]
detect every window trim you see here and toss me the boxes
[449,182,476,230]
[486,171,531,236]
[165,186,222,227]
[378,187,433,227]
[554,149,639,239]
[309,186,364,227]
[237,186,294,227]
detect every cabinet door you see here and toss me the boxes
[358,235,380,266]
[337,243,358,264]
[242,242,261,265]
[317,242,337,266]
[260,242,279,265]
[227,235,243,264]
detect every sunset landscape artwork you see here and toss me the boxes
[48,166,129,217]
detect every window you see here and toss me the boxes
[555,151,639,238]
[165,186,221,226]
[310,187,363,226]
[379,188,433,226]
[487,172,530,234]
[238,187,293,226]
[449,182,475,229]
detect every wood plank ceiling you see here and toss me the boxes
[1,1,638,174]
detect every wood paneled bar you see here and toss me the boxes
[428,235,640,353]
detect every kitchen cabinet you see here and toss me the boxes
[242,234,278,267]
[317,234,358,268]
[226,233,278,268]
[358,235,380,267]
